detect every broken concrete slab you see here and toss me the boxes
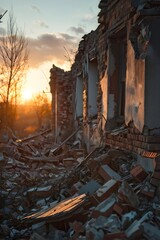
[78,180,101,195]
[118,181,140,208]
[125,211,153,238]
[30,232,47,240]
[141,222,160,240]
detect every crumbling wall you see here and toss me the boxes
[125,38,145,133]
[49,0,160,150]
[50,65,74,141]
[72,30,104,150]
[100,70,108,130]
[145,19,160,134]
[126,16,160,134]
[98,0,134,131]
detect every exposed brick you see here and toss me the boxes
[127,133,131,139]
[104,232,126,240]
[138,135,145,142]
[145,136,160,143]
[98,164,121,182]
[143,143,160,151]
[113,203,128,216]
[70,181,83,195]
[107,134,112,139]
[137,148,144,155]
[133,140,142,148]
[63,157,75,166]
[94,179,119,202]
[143,151,158,158]
[130,165,148,182]
[155,162,160,171]
[141,188,155,198]
[91,195,116,218]
[153,171,160,180]
[150,178,160,187]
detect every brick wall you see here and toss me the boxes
[50,65,74,141]
[106,123,160,155]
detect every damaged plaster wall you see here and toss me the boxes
[126,19,160,133]
[88,59,98,117]
[105,40,119,130]
[100,69,108,130]
[125,38,145,133]
[107,46,116,120]
[76,75,83,118]
[145,19,160,133]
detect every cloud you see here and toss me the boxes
[0,8,5,14]
[36,20,49,29]
[27,33,78,68]
[59,33,76,41]
[31,5,40,14]
[0,27,6,35]
[69,26,85,35]
[81,5,98,24]
[83,13,96,21]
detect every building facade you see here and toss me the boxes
[50,0,160,155]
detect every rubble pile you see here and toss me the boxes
[0,131,160,239]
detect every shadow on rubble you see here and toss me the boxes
[0,128,160,239]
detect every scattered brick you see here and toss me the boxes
[70,181,83,195]
[150,178,160,187]
[94,179,119,202]
[91,194,116,218]
[98,164,121,182]
[113,203,129,216]
[104,231,126,240]
[130,165,148,182]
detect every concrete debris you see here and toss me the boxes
[0,130,160,239]
[118,181,140,208]
[141,222,160,240]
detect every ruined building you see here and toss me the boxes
[50,0,160,157]
[50,65,74,142]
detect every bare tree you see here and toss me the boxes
[0,11,29,129]
[64,46,77,69]
[32,93,51,130]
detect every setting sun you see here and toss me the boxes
[22,89,33,102]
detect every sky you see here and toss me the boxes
[0,0,100,101]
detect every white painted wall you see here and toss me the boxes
[76,76,83,117]
[88,60,98,117]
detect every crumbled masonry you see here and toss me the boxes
[0,129,160,239]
